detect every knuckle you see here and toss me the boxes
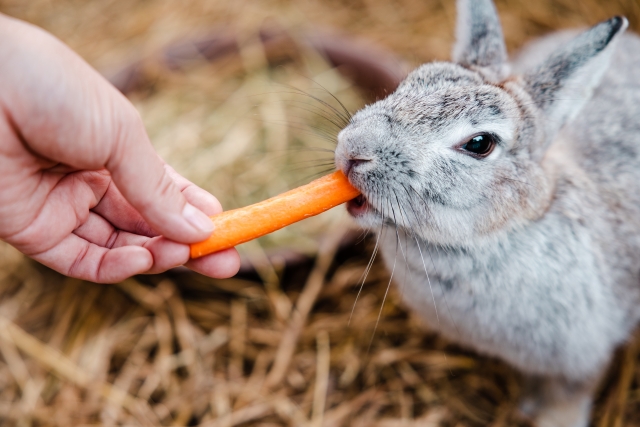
[105,230,120,249]
[156,172,178,202]
[133,219,157,237]
[67,243,92,279]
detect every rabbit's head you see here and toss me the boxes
[336,0,628,246]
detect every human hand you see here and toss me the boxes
[0,14,240,283]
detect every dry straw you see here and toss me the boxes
[0,0,639,426]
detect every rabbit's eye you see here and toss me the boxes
[461,134,495,157]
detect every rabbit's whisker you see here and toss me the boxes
[274,85,351,127]
[369,205,396,353]
[348,214,384,327]
[413,235,440,324]
[278,73,353,123]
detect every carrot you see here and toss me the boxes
[190,171,360,258]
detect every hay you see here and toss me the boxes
[0,0,640,426]
[0,233,529,426]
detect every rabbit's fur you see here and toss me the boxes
[335,1,640,426]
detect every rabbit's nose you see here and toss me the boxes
[345,158,372,177]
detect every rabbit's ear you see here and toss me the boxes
[452,0,508,78]
[525,17,628,137]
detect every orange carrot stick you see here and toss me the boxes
[190,171,360,258]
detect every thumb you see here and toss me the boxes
[105,105,214,243]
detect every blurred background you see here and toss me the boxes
[0,0,639,426]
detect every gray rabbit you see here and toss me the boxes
[335,1,640,426]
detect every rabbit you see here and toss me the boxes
[334,0,640,426]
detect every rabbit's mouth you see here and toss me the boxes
[347,194,370,217]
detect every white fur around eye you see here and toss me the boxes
[433,119,514,157]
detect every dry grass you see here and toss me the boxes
[0,231,530,426]
[1,0,640,426]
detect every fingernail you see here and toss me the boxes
[182,203,214,235]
